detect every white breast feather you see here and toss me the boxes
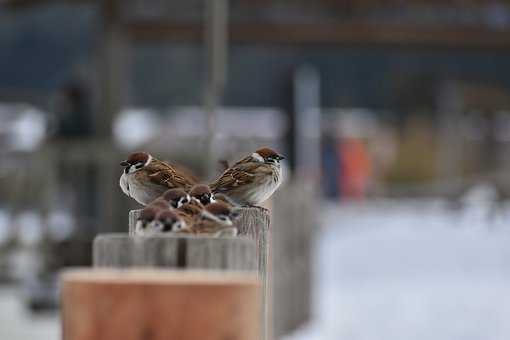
[119,173,130,197]
[250,165,282,203]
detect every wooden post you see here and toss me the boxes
[97,206,270,339]
[94,234,257,270]
[271,182,315,338]
[61,269,260,340]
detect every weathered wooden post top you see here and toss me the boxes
[95,206,269,277]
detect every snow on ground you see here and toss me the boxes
[0,288,59,340]
[286,199,510,340]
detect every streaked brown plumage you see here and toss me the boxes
[209,147,284,206]
[119,152,198,206]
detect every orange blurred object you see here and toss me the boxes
[338,138,372,200]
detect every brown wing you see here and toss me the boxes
[210,163,260,192]
[189,220,220,234]
[178,199,205,217]
[210,156,265,192]
[190,220,236,236]
[171,163,200,184]
[147,159,196,189]
[175,210,195,228]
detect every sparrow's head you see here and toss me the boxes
[253,148,285,165]
[155,210,186,232]
[120,152,152,174]
[162,189,191,208]
[205,201,238,226]
[189,184,215,206]
[138,206,158,224]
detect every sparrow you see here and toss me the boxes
[134,206,160,235]
[189,184,216,206]
[161,188,191,208]
[178,201,239,237]
[209,147,285,206]
[154,210,187,233]
[119,152,198,206]
[159,188,213,225]
[204,201,239,226]
[178,198,211,220]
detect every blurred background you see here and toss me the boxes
[2,0,510,339]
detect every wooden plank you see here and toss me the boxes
[94,234,256,270]
[235,206,271,340]
[61,269,260,340]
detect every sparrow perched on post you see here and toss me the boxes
[179,201,239,237]
[189,184,216,206]
[209,147,285,206]
[158,188,214,224]
[119,152,198,206]
[204,201,239,226]
[154,210,187,233]
[161,188,191,208]
[135,206,159,235]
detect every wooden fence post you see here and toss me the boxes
[61,269,260,340]
[95,207,270,339]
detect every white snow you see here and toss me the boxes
[285,198,510,340]
[0,288,59,340]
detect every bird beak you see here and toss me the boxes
[277,155,285,161]
[120,161,130,167]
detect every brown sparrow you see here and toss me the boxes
[204,201,239,226]
[161,188,191,208]
[154,210,187,233]
[158,190,211,225]
[178,198,212,220]
[179,202,239,237]
[189,184,216,206]
[209,147,284,206]
[135,206,160,235]
[119,152,197,206]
